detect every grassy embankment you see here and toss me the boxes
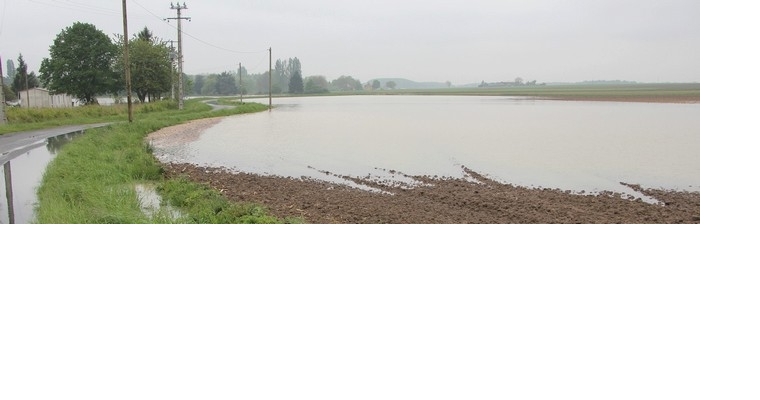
[6,99,296,224]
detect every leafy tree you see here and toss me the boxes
[274,57,302,93]
[113,29,173,103]
[288,70,304,94]
[304,75,329,93]
[39,22,119,105]
[193,74,205,95]
[215,72,238,95]
[201,74,218,95]
[274,60,288,92]
[372,80,381,90]
[385,81,396,90]
[2,84,15,101]
[12,54,40,94]
[130,39,172,102]
[285,58,301,82]
[330,75,362,91]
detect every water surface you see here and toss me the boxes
[151,95,699,196]
[1,132,82,224]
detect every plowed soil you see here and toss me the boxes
[161,163,698,224]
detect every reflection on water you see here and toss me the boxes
[1,131,83,224]
[151,95,699,198]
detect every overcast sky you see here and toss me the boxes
[0,0,699,85]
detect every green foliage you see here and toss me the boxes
[289,70,304,94]
[305,76,329,94]
[330,76,363,91]
[2,84,16,101]
[215,72,238,95]
[12,54,40,94]
[39,22,120,104]
[158,177,287,224]
[126,39,173,102]
[4,104,125,125]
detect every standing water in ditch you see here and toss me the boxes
[1,131,83,224]
[151,95,699,198]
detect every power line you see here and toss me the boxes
[24,0,120,16]
[131,0,268,55]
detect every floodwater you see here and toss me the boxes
[1,131,83,224]
[152,95,699,196]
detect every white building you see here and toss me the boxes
[18,88,74,108]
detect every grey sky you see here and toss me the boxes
[0,0,699,85]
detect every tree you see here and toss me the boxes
[385,81,396,90]
[12,54,39,95]
[330,76,362,91]
[39,22,119,105]
[288,70,304,94]
[201,75,218,95]
[5,59,15,84]
[304,75,329,93]
[215,72,238,95]
[2,84,15,101]
[113,30,173,103]
[193,74,205,95]
[274,60,288,92]
[136,26,154,42]
[372,80,381,90]
[130,39,172,102]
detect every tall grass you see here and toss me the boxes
[33,99,290,224]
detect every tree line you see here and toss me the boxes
[186,58,367,97]
[3,21,385,106]
[2,22,176,105]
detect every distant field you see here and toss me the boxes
[386,83,700,103]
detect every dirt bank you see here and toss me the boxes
[161,162,699,224]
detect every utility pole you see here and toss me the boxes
[268,47,272,110]
[239,62,243,104]
[122,0,133,122]
[0,55,6,125]
[166,3,190,110]
[168,41,176,101]
[24,69,29,108]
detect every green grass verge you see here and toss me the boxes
[32,99,297,224]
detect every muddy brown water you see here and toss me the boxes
[152,95,699,200]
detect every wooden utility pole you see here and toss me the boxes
[0,55,6,124]
[4,161,14,224]
[168,41,176,101]
[268,47,272,110]
[24,69,29,108]
[122,0,133,122]
[166,3,190,110]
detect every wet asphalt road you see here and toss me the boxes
[0,123,111,165]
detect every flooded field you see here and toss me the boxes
[152,95,699,195]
